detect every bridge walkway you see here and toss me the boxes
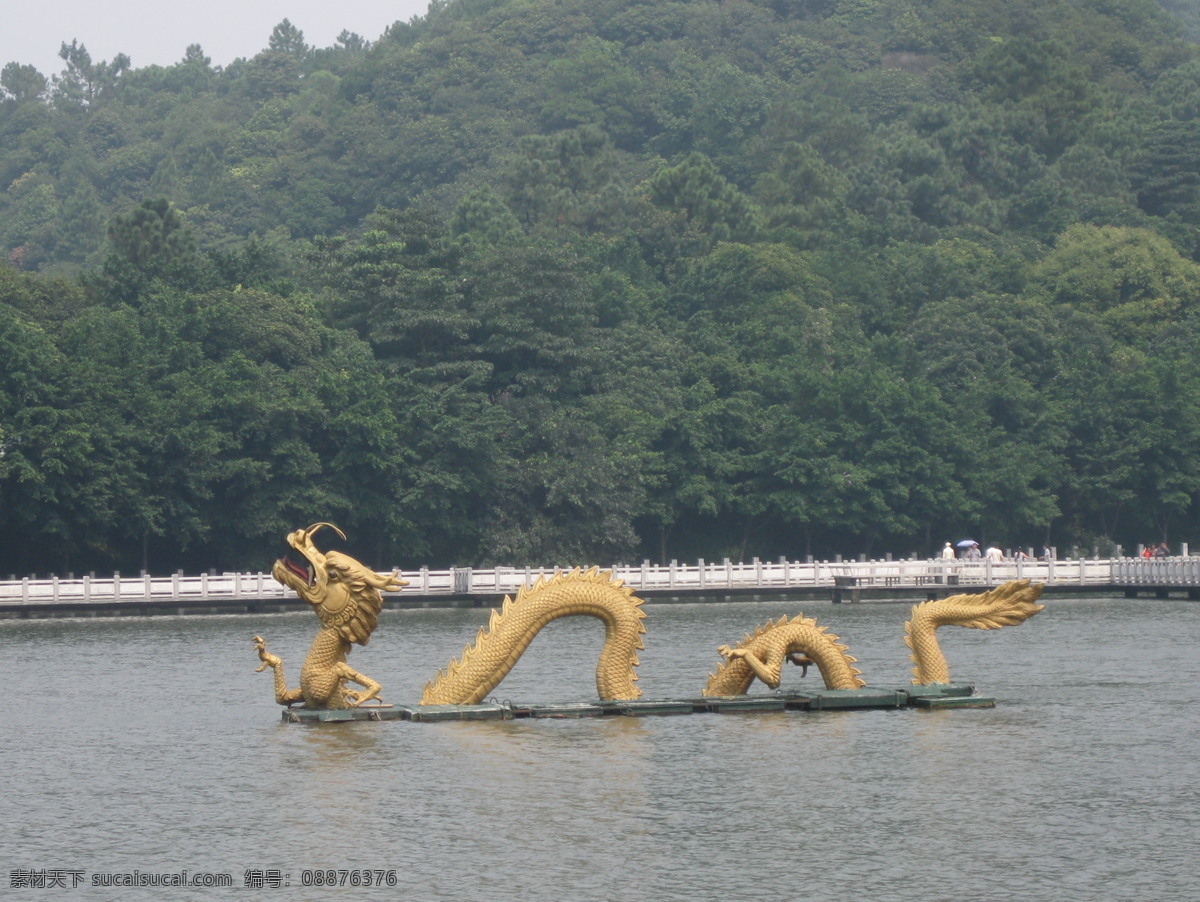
[1,557,1195,617]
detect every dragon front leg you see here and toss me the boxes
[333,662,384,707]
[253,635,305,707]
[718,644,784,689]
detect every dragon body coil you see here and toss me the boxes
[421,567,647,705]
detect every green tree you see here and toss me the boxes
[1,174,59,268]
[1130,119,1200,223]
[54,182,107,266]
[540,36,643,141]
[900,295,1064,545]
[312,207,472,365]
[1029,223,1200,335]
[0,63,48,103]
[965,37,1097,157]
[0,314,99,571]
[88,199,210,304]
[268,19,309,56]
[752,142,858,248]
[648,152,760,249]
[498,125,642,235]
[52,40,130,108]
[449,185,524,247]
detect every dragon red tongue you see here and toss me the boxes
[284,558,310,583]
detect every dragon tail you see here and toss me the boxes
[905,579,1045,684]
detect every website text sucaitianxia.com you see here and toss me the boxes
[11,868,399,889]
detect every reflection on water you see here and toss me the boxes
[1,597,1198,900]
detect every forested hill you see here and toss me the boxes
[1,0,1199,576]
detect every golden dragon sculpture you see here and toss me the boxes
[703,579,1045,695]
[254,523,407,708]
[253,526,1043,708]
[903,579,1045,684]
[703,614,866,695]
[421,567,647,705]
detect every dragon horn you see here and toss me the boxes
[304,522,347,542]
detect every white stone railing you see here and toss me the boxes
[0,556,1166,607]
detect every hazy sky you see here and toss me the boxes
[2,1,433,80]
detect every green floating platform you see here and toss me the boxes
[901,682,994,708]
[281,705,412,723]
[786,687,908,710]
[909,694,995,708]
[596,699,701,717]
[702,696,789,713]
[280,683,991,723]
[513,702,607,718]
[903,682,976,699]
[408,703,511,722]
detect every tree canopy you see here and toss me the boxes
[1,0,1199,574]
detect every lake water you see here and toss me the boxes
[2,595,1197,901]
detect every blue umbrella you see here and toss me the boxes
[955,539,979,548]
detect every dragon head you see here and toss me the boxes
[271,523,407,645]
[272,522,344,607]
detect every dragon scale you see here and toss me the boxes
[421,568,646,705]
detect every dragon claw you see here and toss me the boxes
[343,682,382,707]
[253,635,282,670]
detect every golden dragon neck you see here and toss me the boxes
[704,614,865,695]
[904,606,951,685]
[421,568,647,705]
[905,580,1045,684]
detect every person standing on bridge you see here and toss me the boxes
[985,545,1005,563]
[941,542,956,560]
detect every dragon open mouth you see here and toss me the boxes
[281,554,313,586]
